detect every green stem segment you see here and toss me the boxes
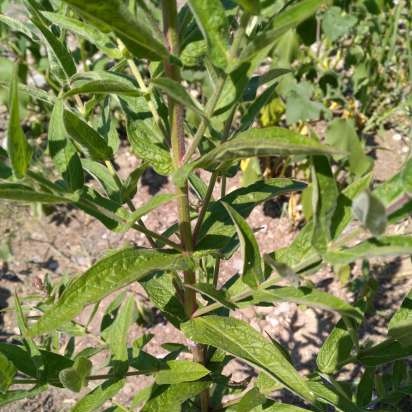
[162,1,208,410]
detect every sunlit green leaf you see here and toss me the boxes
[182,316,314,401]
[30,248,192,336]
[62,0,168,59]
[49,99,84,191]
[155,360,210,385]
[222,202,264,288]
[72,379,125,412]
[188,0,229,69]
[41,11,122,59]
[7,67,32,179]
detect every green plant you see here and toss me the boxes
[1,1,412,411]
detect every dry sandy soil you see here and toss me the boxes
[0,102,412,411]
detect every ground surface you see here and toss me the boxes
[1,101,412,411]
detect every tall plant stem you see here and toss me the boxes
[162,1,208,410]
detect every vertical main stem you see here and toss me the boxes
[162,1,208,410]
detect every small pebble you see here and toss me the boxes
[393,133,402,141]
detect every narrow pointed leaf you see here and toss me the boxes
[325,236,412,265]
[308,378,365,412]
[30,248,192,336]
[63,110,113,161]
[222,202,264,288]
[356,367,375,407]
[233,0,260,15]
[141,381,210,412]
[311,156,338,253]
[152,77,204,117]
[41,12,122,59]
[26,6,76,79]
[0,183,68,203]
[101,296,137,361]
[126,118,172,176]
[176,128,340,185]
[0,14,38,40]
[357,339,412,367]
[196,179,306,253]
[316,319,354,373]
[187,283,236,310]
[49,99,84,191]
[388,288,412,346]
[7,68,32,178]
[81,159,120,202]
[188,0,229,69]
[238,0,328,67]
[251,287,362,322]
[0,353,16,394]
[0,385,47,408]
[0,81,54,106]
[141,272,187,327]
[182,316,314,401]
[235,387,266,412]
[61,0,168,59]
[72,379,125,412]
[155,360,210,385]
[64,80,143,98]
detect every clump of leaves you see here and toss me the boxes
[1,1,412,411]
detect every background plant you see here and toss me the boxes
[0,0,411,411]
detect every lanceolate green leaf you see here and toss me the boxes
[101,296,137,361]
[49,99,84,191]
[188,0,229,69]
[187,283,236,310]
[63,110,113,161]
[316,319,354,373]
[357,339,412,367]
[201,127,339,167]
[126,118,172,176]
[152,77,204,117]
[0,385,47,408]
[0,184,68,204]
[237,0,327,67]
[222,202,264,288]
[177,128,339,185]
[141,381,211,412]
[325,235,412,265]
[250,287,363,322]
[182,316,314,401]
[72,379,125,412]
[64,80,143,98]
[7,68,32,179]
[311,156,338,253]
[388,288,412,346]
[26,5,76,80]
[0,14,38,40]
[196,178,306,253]
[30,248,192,336]
[0,352,16,394]
[41,12,122,59]
[308,378,365,412]
[61,0,168,60]
[0,81,54,106]
[233,0,260,15]
[155,360,210,385]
